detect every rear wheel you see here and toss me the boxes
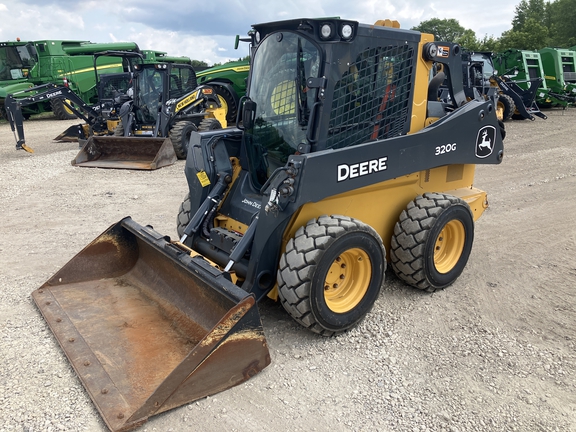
[497,94,515,122]
[390,193,474,292]
[51,98,77,120]
[170,120,197,159]
[277,215,385,336]
[198,118,222,131]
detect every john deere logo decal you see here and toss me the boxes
[476,126,496,158]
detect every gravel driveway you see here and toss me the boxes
[1,110,575,432]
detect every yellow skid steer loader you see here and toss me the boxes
[33,18,504,431]
[71,62,231,169]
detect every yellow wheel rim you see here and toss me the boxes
[496,102,504,121]
[63,99,75,115]
[217,94,229,115]
[434,220,465,274]
[324,248,371,313]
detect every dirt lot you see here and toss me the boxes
[1,110,575,432]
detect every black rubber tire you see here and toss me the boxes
[198,118,222,132]
[113,121,125,137]
[50,98,77,120]
[390,193,474,292]
[277,215,386,336]
[497,94,515,122]
[211,84,239,125]
[170,120,197,159]
[176,193,191,240]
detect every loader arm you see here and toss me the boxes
[494,75,547,120]
[6,83,106,151]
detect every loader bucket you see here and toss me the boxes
[71,136,177,170]
[31,217,270,432]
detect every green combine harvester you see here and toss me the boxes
[0,39,141,119]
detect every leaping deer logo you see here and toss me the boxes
[478,129,493,152]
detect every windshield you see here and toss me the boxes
[0,45,36,80]
[245,31,320,187]
[134,67,163,123]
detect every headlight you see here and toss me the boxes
[320,23,334,40]
[340,24,353,40]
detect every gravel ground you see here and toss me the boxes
[1,110,575,432]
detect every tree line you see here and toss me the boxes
[412,0,576,51]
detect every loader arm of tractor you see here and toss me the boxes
[6,83,106,152]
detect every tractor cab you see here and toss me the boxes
[125,62,198,136]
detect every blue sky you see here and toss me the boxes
[0,0,518,65]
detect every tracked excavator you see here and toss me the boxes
[33,18,504,431]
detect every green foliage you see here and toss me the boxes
[411,17,502,52]
[498,0,550,49]
[511,0,547,30]
[547,0,576,46]
[190,59,209,68]
[412,0,576,55]
[411,18,471,43]
[500,18,549,50]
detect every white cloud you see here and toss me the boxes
[2,0,521,65]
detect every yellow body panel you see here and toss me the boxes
[265,165,486,301]
[410,32,435,133]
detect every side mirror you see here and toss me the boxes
[242,99,256,130]
[234,35,240,50]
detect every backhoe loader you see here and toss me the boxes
[33,18,504,431]
[5,82,125,153]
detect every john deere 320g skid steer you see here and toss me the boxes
[33,18,504,431]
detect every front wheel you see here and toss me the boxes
[390,193,474,292]
[176,193,191,240]
[497,94,515,122]
[170,120,197,159]
[277,215,386,336]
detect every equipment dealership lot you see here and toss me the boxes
[1,111,575,431]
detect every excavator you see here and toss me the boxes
[32,18,504,431]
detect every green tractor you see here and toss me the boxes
[0,40,140,119]
[195,59,250,126]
